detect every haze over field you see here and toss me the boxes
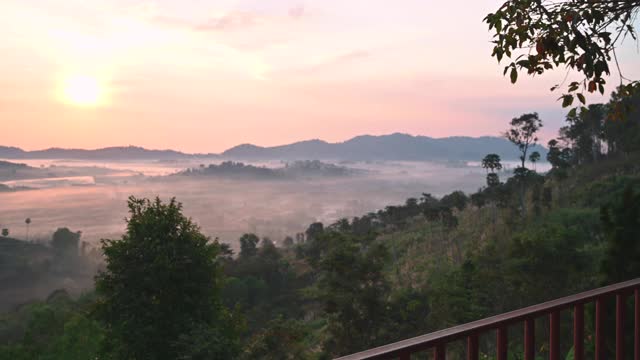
[1,155,543,247]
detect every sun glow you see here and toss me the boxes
[60,74,107,107]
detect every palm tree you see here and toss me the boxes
[25,218,31,241]
[529,151,541,171]
[481,154,503,173]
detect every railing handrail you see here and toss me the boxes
[335,278,640,360]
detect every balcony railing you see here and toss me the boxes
[336,278,640,360]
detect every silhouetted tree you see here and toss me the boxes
[529,151,541,171]
[51,228,81,257]
[1,228,8,237]
[240,233,260,258]
[504,113,543,169]
[481,154,503,173]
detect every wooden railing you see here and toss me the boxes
[336,278,640,360]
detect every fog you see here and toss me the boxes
[0,159,550,249]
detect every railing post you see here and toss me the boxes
[524,318,535,360]
[467,334,478,360]
[596,297,605,360]
[617,294,626,360]
[550,311,560,360]
[434,343,445,360]
[497,326,507,360]
[574,303,584,360]
[635,289,640,360]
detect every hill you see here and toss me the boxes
[177,160,364,180]
[1,134,546,162]
[0,146,212,161]
[222,133,547,161]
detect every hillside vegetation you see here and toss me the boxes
[0,92,638,359]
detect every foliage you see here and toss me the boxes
[485,0,639,106]
[600,185,640,284]
[94,197,240,359]
[50,228,80,257]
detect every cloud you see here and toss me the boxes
[288,5,305,19]
[195,12,259,32]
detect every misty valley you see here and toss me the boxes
[1,0,639,358]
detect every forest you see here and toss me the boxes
[0,87,638,359]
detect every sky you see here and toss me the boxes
[0,0,638,153]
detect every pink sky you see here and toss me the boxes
[1,0,637,153]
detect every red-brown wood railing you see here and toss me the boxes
[336,278,640,360]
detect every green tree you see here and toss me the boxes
[318,230,390,356]
[561,104,605,164]
[1,228,8,237]
[441,191,469,211]
[600,186,640,284]
[546,139,572,171]
[485,0,639,106]
[94,197,240,359]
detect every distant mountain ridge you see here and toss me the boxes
[222,133,547,161]
[0,134,547,162]
[0,146,208,160]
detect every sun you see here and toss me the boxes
[60,74,106,107]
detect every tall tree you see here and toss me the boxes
[482,154,503,187]
[529,151,541,171]
[94,197,240,359]
[505,113,543,169]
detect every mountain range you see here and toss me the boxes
[0,133,546,162]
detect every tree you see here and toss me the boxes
[441,191,469,211]
[282,236,294,248]
[25,218,31,241]
[600,186,640,284]
[560,104,606,164]
[1,228,8,237]
[318,230,390,356]
[485,0,639,107]
[482,153,503,187]
[481,154,503,173]
[546,139,572,171]
[505,113,543,169]
[239,233,260,258]
[94,197,240,359]
[51,228,80,257]
[486,173,501,188]
[528,151,541,171]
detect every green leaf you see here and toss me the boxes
[577,93,586,104]
[568,108,577,117]
[510,68,518,84]
[561,95,574,108]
